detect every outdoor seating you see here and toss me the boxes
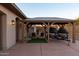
[49,27,58,39]
[56,25,69,40]
[32,32,36,38]
[40,33,45,38]
[55,33,68,40]
[49,26,70,45]
[55,32,70,45]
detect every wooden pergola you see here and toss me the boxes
[25,17,76,43]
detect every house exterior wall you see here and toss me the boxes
[0,5,24,50]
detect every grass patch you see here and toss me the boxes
[27,38,48,43]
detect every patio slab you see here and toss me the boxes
[0,40,79,56]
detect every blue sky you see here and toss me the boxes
[16,3,79,19]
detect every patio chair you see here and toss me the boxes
[40,33,45,38]
[32,32,36,38]
[49,28,58,39]
[55,27,71,46]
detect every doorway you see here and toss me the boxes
[0,11,6,50]
[0,14,2,50]
[16,18,23,43]
[16,18,20,42]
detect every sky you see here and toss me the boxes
[16,3,79,19]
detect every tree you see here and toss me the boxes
[75,17,79,25]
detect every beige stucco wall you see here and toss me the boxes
[0,5,23,50]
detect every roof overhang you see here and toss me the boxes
[0,3,27,19]
[26,17,75,24]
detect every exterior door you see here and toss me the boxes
[0,15,2,50]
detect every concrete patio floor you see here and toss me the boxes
[0,40,79,56]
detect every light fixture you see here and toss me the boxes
[11,20,15,25]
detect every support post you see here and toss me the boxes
[26,22,29,39]
[42,22,47,38]
[22,22,25,43]
[72,22,76,43]
[47,22,50,42]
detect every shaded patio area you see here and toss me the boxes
[25,17,76,44]
[0,39,79,56]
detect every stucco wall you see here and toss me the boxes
[0,5,22,49]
